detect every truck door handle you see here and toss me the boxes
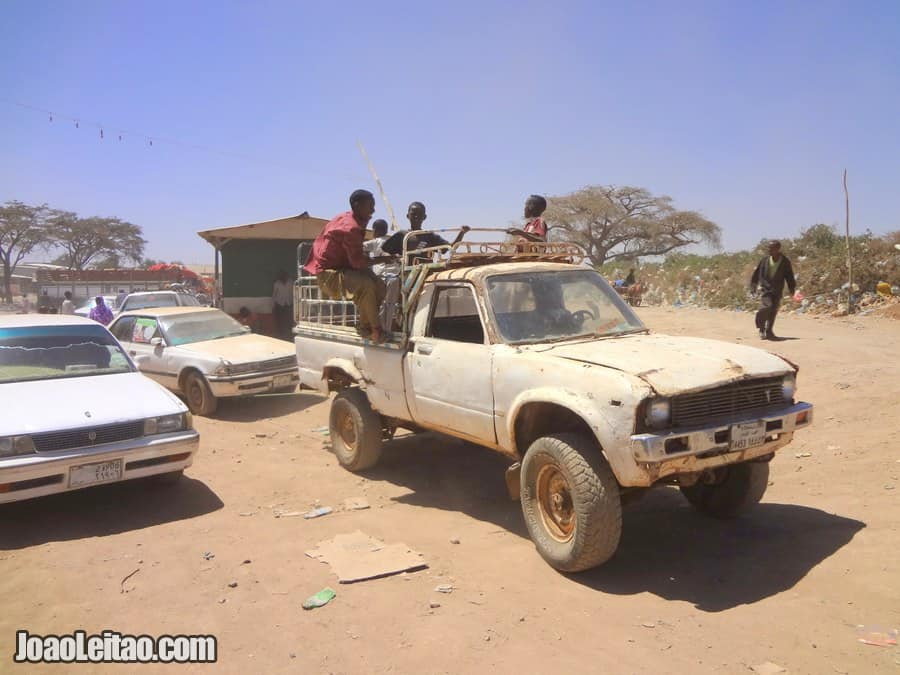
[416,344,433,355]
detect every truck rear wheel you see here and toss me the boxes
[520,433,622,572]
[329,388,383,472]
[680,461,769,518]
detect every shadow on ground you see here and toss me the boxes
[0,476,223,550]
[370,433,865,612]
[213,391,324,422]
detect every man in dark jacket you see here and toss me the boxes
[749,240,796,340]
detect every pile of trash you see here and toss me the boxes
[600,226,900,320]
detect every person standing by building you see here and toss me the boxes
[88,296,114,325]
[304,189,387,342]
[272,270,294,340]
[749,240,796,340]
[60,291,76,315]
[19,293,31,314]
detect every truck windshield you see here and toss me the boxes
[160,311,247,346]
[485,270,646,344]
[0,325,133,383]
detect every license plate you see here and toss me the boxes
[273,374,292,388]
[729,421,766,451]
[69,459,123,488]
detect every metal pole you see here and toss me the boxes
[843,169,853,313]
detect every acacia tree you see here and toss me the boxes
[0,201,53,302]
[545,185,722,267]
[50,212,146,270]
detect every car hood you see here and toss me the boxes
[178,334,295,364]
[522,333,793,396]
[0,372,187,436]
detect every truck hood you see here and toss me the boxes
[0,372,187,436]
[523,333,793,396]
[180,334,295,364]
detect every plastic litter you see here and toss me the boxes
[856,625,897,647]
[304,506,333,519]
[302,587,336,610]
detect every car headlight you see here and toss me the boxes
[782,373,796,401]
[644,398,671,430]
[144,413,189,435]
[0,435,36,457]
[214,361,232,376]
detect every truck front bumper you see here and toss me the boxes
[629,402,813,484]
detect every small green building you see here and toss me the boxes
[197,212,328,335]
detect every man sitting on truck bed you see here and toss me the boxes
[303,189,387,343]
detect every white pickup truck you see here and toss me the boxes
[294,232,813,572]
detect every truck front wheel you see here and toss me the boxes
[329,388,383,472]
[679,461,769,518]
[520,433,622,572]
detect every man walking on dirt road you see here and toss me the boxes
[749,240,796,340]
[304,189,387,343]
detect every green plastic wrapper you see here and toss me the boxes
[302,587,336,610]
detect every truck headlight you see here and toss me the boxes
[644,398,671,430]
[782,373,796,401]
[144,413,189,435]
[0,435,36,457]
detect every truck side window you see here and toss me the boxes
[426,286,485,344]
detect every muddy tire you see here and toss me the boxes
[184,371,218,416]
[329,388,383,472]
[520,433,622,572]
[680,461,769,518]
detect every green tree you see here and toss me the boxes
[50,212,146,270]
[545,185,722,267]
[0,201,53,302]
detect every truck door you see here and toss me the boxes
[403,283,496,444]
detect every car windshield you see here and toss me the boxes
[160,311,247,346]
[485,269,646,344]
[0,325,133,383]
[123,294,179,311]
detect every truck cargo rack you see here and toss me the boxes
[294,228,586,346]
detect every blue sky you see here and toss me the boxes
[2,0,898,263]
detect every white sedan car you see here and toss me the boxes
[109,307,299,416]
[0,314,199,504]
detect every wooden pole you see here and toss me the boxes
[843,169,853,313]
[356,140,399,232]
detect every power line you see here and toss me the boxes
[2,99,368,184]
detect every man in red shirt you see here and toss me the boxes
[507,195,548,247]
[304,190,387,342]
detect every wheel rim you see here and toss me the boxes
[187,379,203,408]
[536,463,575,542]
[336,408,358,451]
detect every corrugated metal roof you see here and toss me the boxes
[197,211,329,245]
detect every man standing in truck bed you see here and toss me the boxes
[304,189,387,343]
[749,240,796,340]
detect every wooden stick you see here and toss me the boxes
[356,140,399,232]
[843,169,854,313]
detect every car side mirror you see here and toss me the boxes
[241,325,252,333]
[150,337,164,347]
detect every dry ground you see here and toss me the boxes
[1,307,898,674]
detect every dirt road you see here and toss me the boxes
[2,307,898,674]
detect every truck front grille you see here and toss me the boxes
[671,377,785,427]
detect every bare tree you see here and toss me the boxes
[0,201,52,302]
[50,212,146,270]
[545,185,722,267]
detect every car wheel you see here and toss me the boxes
[184,371,218,416]
[329,388,382,471]
[680,461,769,518]
[520,433,622,572]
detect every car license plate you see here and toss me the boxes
[69,459,123,488]
[729,421,766,451]
[273,374,292,388]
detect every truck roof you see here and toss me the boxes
[428,261,586,284]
